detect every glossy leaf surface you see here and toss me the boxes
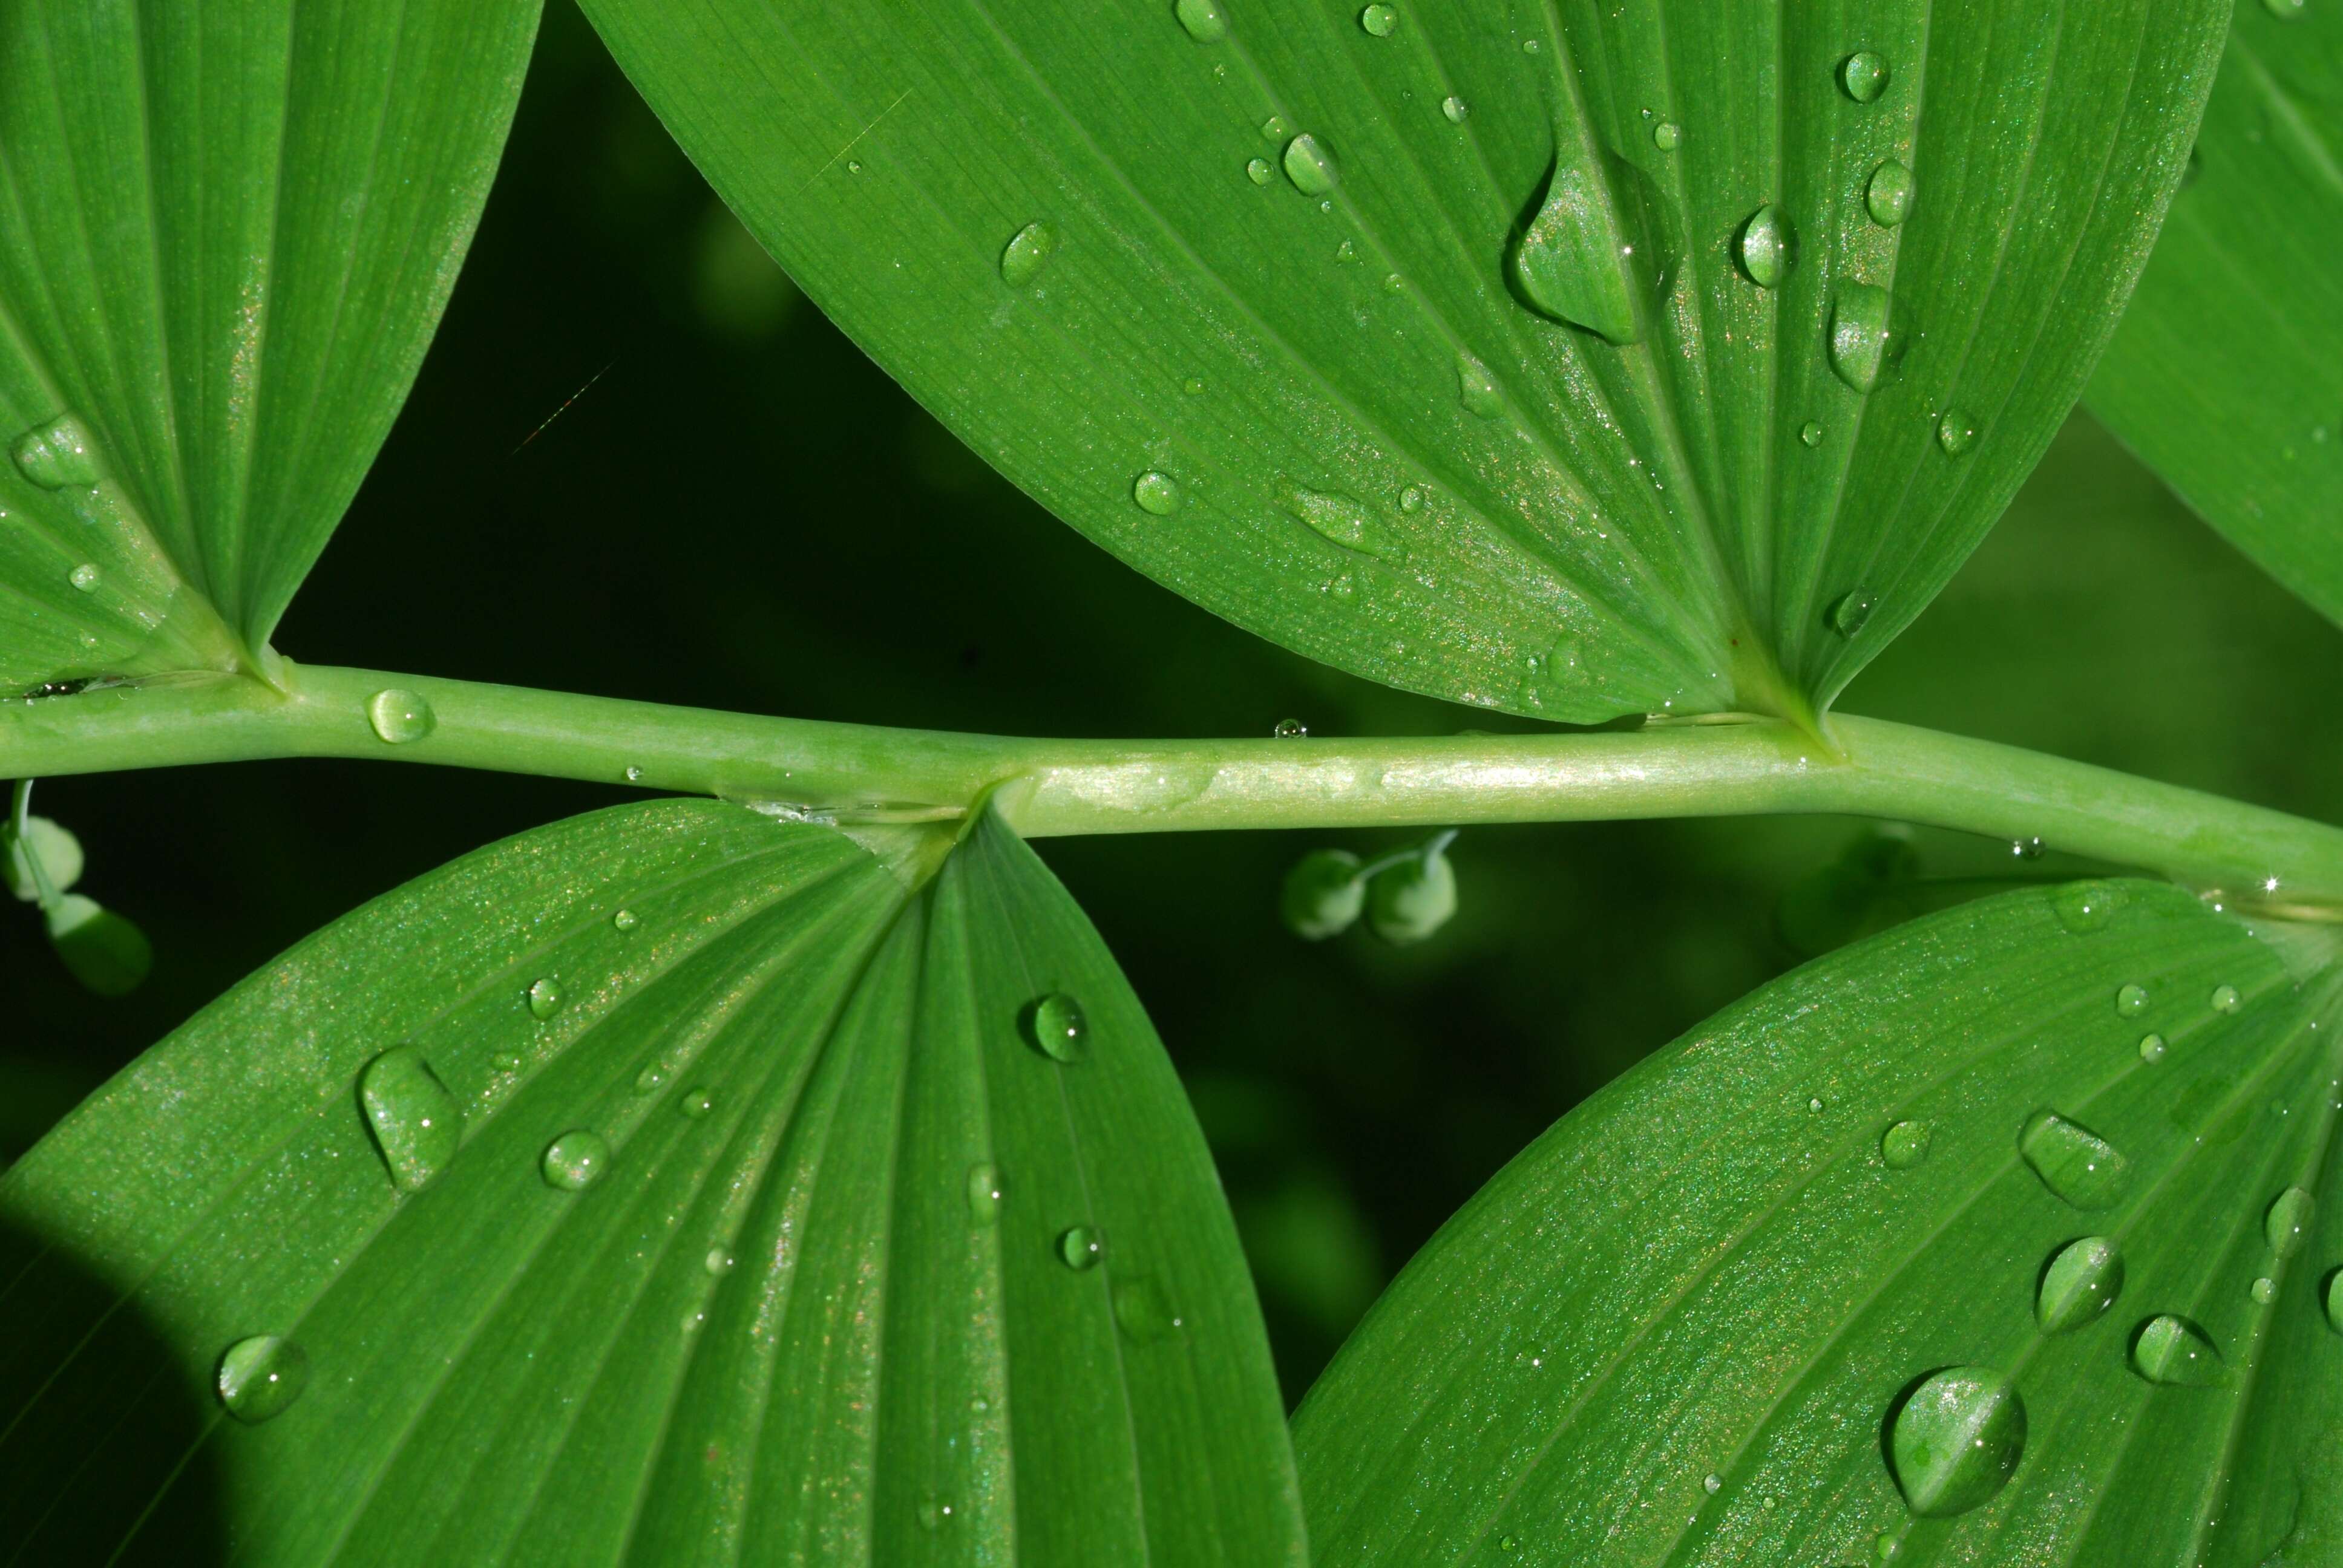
[0,802,1302,1566]
[0,0,540,688]
[1294,881,2343,1564]
[580,0,2220,724]
[2088,4,2343,630]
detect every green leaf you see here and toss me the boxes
[578,0,2220,726]
[2087,5,2343,630]
[1293,880,2343,1564]
[0,0,541,690]
[0,802,1303,1564]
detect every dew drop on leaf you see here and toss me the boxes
[1702,1472,1721,1494]
[1056,1224,1105,1270]
[2051,880,2124,932]
[1113,1274,1181,1341]
[525,976,565,1019]
[1457,352,1505,419]
[2036,1235,2124,1332]
[1174,0,1227,42]
[2264,0,2307,16]
[966,1161,1004,1223]
[2115,982,2150,1018]
[1400,485,1426,513]
[1283,482,1398,558]
[1133,471,1182,515]
[1735,204,1797,289]
[542,1129,611,1191]
[1866,160,1915,226]
[1840,51,1892,103]
[1880,1119,1931,1170]
[2267,1186,2315,1258]
[366,687,436,745]
[1273,717,1308,738]
[2212,982,2243,1014]
[358,1045,462,1193]
[2132,1315,2223,1385]
[706,1247,734,1275]
[1245,156,1273,186]
[10,414,100,489]
[1359,3,1398,36]
[1260,114,1290,141]
[634,1063,666,1095]
[1798,419,1824,446]
[1651,121,1680,151]
[680,1086,715,1118]
[2018,1110,2132,1209]
[1282,133,1339,195]
[217,1334,309,1425]
[1828,283,1893,391]
[1024,992,1089,1060]
[1512,160,1642,344]
[2252,1276,2278,1304]
[999,220,1058,287]
[1887,1367,2024,1517]
[612,907,638,932]
[2139,1033,2167,1063]
[1443,95,1470,123]
[1938,408,1978,456]
[1828,588,1878,638]
[67,563,99,593]
[2325,1270,2343,1333]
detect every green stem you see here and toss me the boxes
[5,663,2341,906]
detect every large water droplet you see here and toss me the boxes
[1735,204,1797,289]
[1829,283,1894,392]
[1359,3,1398,36]
[2036,1236,2124,1332]
[2116,983,2150,1018]
[2019,1111,2132,1210]
[1829,588,1878,638]
[1457,353,1504,419]
[1841,51,1892,103]
[1114,1275,1182,1341]
[1133,471,1182,515]
[1283,482,1398,558]
[1512,158,1643,344]
[1024,992,1089,1061]
[1000,221,1058,287]
[1938,409,1978,456]
[2267,1186,2315,1258]
[2264,0,2307,16]
[358,1045,462,1193]
[2211,983,2242,1014]
[2325,1270,2343,1332]
[2051,880,2124,933]
[2132,1315,2223,1385]
[11,414,100,489]
[367,688,436,745]
[1174,0,1228,42]
[1057,1224,1104,1270]
[1887,1367,2025,1517]
[217,1334,309,1424]
[1866,160,1915,226]
[1283,134,1340,196]
[1443,96,1470,123]
[1651,121,1680,151]
[967,1161,1003,1223]
[1881,1119,1932,1170]
[526,976,565,1020]
[542,1129,611,1191]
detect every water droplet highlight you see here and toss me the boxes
[1887,1367,2025,1517]
[1881,1119,1932,1170]
[1246,156,1273,186]
[2116,983,2150,1018]
[542,1129,611,1191]
[2019,1110,2132,1210]
[1056,1224,1104,1270]
[217,1334,309,1424]
[2037,1236,2124,1332]
[680,1086,715,1118]
[1735,204,1797,289]
[358,1045,462,1193]
[1359,3,1397,36]
[2139,1033,2168,1063]
[1272,717,1308,739]
[1651,121,1680,151]
[1113,1275,1181,1341]
[967,1161,1003,1223]
[1283,134,1339,196]
[2132,1315,2223,1385]
[1829,588,1878,638]
[1457,353,1504,419]
[1443,96,1470,123]
[1133,471,1182,515]
[1024,992,1089,1061]
[1841,51,1891,103]
[1829,283,1893,392]
[67,563,99,593]
[1000,221,1058,287]
[366,688,435,745]
[526,976,565,1020]
[1866,160,1915,226]
[1938,409,1977,456]
[1174,0,1228,42]
[2211,983,2242,1014]
[2267,1187,2315,1258]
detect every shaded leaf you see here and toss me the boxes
[0,802,1302,1565]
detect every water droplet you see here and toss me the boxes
[2051,880,2124,933]
[704,1247,734,1276]
[634,1063,667,1096]
[624,765,644,782]
[1133,471,1182,515]
[1282,482,1397,557]
[2252,1276,2278,1304]
[11,414,101,489]
[1443,96,1470,123]
[1057,1224,1104,1270]
[1828,588,1878,638]
[67,563,99,593]
[1841,51,1891,103]
[1735,204,1797,289]
[1512,158,1643,344]
[1381,270,1403,292]
[846,159,863,174]
[1798,419,1824,446]
[1113,1275,1182,1341]
[1875,1530,1901,1561]
[2267,1187,2315,1257]
[1457,352,1504,419]
[2132,1315,2223,1385]
[1888,1367,2023,1517]
[2325,1270,2343,1332]
[1521,37,1539,52]
[1808,1096,1826,1113]
[1360,3,1398,36]
[2264,0,2307,16]
[2211,983,2243,1014]
[967,1161,1003,1223]
[2138,1033,2167,1063]
[542,1129,611,1191]
[1498,1535,1519,1552]
[358,1045,462,1192]
[1866,160,1915,226]
[1652,121,1680,151]
[2036,1236,2124,1332]
[1400,485,1426,513]
[1175,0,1228,42]
[1703,1473,1722,1494]
[917,1495,955,1530]
[1273,717,1308,739]
[1000,221,1058,287]
[1283,134,1339,196]
[1183,376,1206,396]
[217,1334,309,1424]
[680,1086,715,1118]
[494,1052,524,1073]
[1938,409,1978,456]
[366,688,436,745]
[612,907,639,932]
[1246,156,1273,185]
[1828,283,1893,392]
[2011,835,2045,858]
[1261,114,1291,141]
[2019,1110,2132,1210]
[1024,992,1089,1061]
[1881,1119,1932,1170]
[526,976,565,1020]
[2116,983,2151,1018]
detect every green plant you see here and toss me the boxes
[4,0,2341,1561]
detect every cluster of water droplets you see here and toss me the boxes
[8,416,108,596]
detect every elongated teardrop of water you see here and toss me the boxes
[1887,1367,2025,1517]
[1114,1275,1181,1341]
[1937,409,1977,456]
[1512,158,1641,344]
[2036,1236,2124,1332]
[2133,1315,2223,1385]
[1024,992,1089,1060]
[359,1046,462,1192]
[1283,134,1339,196]
[1284,483,1398,558]
[1866,161,1915,226]
[1841,51,1891,103]
[11,414,100,489]
[542,1129,611,1190]
[1457,353,1504,419]
[367,688,435,745]
[1133,471,1182,515]
[1880,1119,1931,1170]
[1175,0,1228,42]
[1000,221,1058,287]
[218,1334,309,1423]
[1829,588,1878,637]
[2267,1186,2315,1258]
[1829,284,1893,391]
[1057,1224,1105,1270]
[2019,1111,2131,1209]
[1735,204,1796,289]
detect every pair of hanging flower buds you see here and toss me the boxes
[4,780,151,996]
[1280,829,1460,946]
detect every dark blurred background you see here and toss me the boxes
[7,4,2341,1403]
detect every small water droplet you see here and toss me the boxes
[2011,835,2045,858]
[1273,717,1308,739]
[1246,155,1273,185]
[1887,1367,2024,1517]
[1875,1530,1901,1561]
[1798,419,1824,446]
[1808,1096,1826,1113]
[2138,1033,2167,1063]
[1056,1224,1104,1270]
[1175,0,1228,42]
[1400,485,1426,512]
[1334,238,1358,265]
[542,1129,611,1191]
[1841,51,1891,103]
[1936,408,1978,456]
[1283,133,1339,196]
[1866,160,1915,226]
[966,1161,1003,1223]
[612,907,639,932]
[1735,204,1797,289]
[634,1063,667,1095]
[1132,471,1182,515]
[917,1495,955,1530]
[1703,1472,1722,1494]
[1651,121,1680,151]
[1261,114,1290,141]
[705,1247,734,1275]
[359,1045,462,1192]
[624,765,645,782]
[1457,352,1504,419]
[2267,1187,2315,1257]
[1881,1119,1932,1170]
[2051,880,2124,933]
[846,159,863,174]
[1000,221,1058,287]
[2211,983,2243,1014]
[1498,1534,1520,1552]
[1829,283,1894,392]
[494,1052,524,1073]
[1828,588,1878,638]
[1283,482,1397,557]
[526,976,565,1020]
[680,1086,715,1118]
[1360,3,1398,36]
[2037,1236,2124,1332]
[1443,95,1470,123]
[1183,376,1206,396]
[2251,1276,2278,1304]
[2019,1110,2132,1210]
[67,563,99,593]
[366,688,436,745]
[1521,37,1539,52]
[1024,993,1089,1061]
[1113,1275,1182,1341]
[2132,1315,2223,1385]
[217,1334,309,1424]
[2264,0,2307,16]
[2116,982,2151,1018]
